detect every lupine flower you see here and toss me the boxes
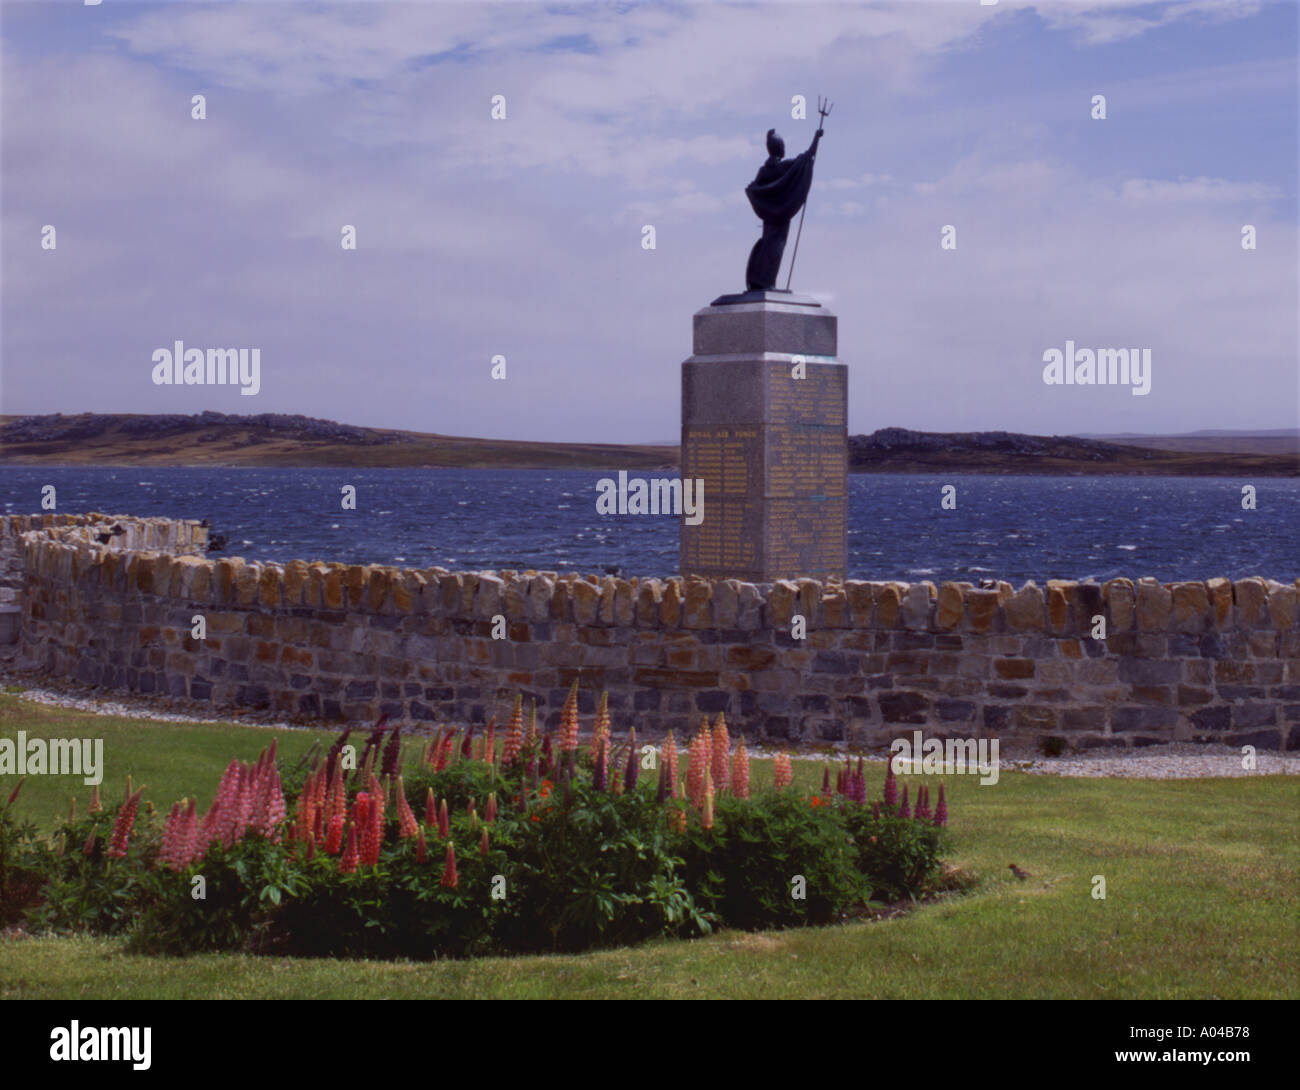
[441,841,458,888]
[731,739,750,799]
[381,723,402,779]
[416,826,428,863]
[623,727,639,792]
[934,784,947,827]
[899,784,910,819]
[82,825,97,856]
[559,680,580,753]
[702,769,714,830]
[710,714,729,796]
[540,731,553,775]
[686,733,707,807]
[822,763,831,794]
[395,777,419,839]
[325,812,345,854]
[662,731,679,796]
[485,792,497,824]
[437,798,450,840]
[883,758,898,808]
[158,801,185,871]
[835,769,844,796]
[327,761,346,826]
[589,691,610,760]
[915,785,931,821]
[480,827,490,856]
[461,724,476,759]
[5,776,25,807]
[88,784,102,813]
[107,787,145,859]
[524,699,539,749]
[340,823,359,874]
[851,773,867,805]
[610,747,625,796]
[593,737,608,790]
[424,788,436,827]
[773,752,793,791]
[872,800,881,820]
[362,774,384,867]
[503,695,524,766]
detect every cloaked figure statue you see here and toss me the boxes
[744,126,823,291]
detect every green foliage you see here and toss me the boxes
[18,759,948,959]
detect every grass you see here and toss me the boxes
[1,693,1296,999]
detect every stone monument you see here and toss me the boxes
[680,104,847,583]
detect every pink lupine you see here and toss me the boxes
[503,695,524,766]
[437,798,450,840]
[731,739,750,799]
[485,792,497,824]
[339,823,359,874]
[686,732,708,807]
[416,826,428,864]
[710,714,729,796]
[362,774,384,867]
[395,777,419,840]
[424,788,436,827]
[524,699,539,749]
[773,752,793,791]
[107,787,144,859]
[441,841,458,888]
[662,731,679,796]
[484,718,496,765]
[158,802,185,870]
[480,827,490,856]
[559,680,580,753]
[934,784,948,827]
[258,762,286,842]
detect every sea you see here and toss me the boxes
[2,467,1295,584]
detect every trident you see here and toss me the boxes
[784,95,833,292]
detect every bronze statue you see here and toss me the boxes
[744,97,832,292]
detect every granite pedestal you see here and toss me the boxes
[680,290,847,582]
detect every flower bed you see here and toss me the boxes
[2,686,949,958]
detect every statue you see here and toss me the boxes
[744,97,832,292]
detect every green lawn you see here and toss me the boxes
[1,693,1296,999]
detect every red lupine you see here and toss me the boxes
[934,784,948,827]
[441,841,458,888]
[416,826,428,864]
[325,812,345,854]
[437,798,450,840]
[461,724,475,759]
[424,787,436,827]
[107,787,144,859]
[395,776,419,840]
[340,823,359,874]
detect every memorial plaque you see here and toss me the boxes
[680,295,847,582]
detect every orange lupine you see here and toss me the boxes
[731,738,750,799]
[503,695,524,766]
[702,768,715,830]
[559,680,580,752]
[710,713,730,796]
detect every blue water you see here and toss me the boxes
[1,467,1295,583]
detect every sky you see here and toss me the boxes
[1,0,1296,442]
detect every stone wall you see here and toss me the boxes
[6,514,1299,749]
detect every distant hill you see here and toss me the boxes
[1074,429,1299,457]
[1,413,1296,476]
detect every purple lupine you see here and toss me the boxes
[623,735,639,792]
[851,773,867,805]
[593,739,608,790]
[915,785,930,821]
[884,759,898,808]
[381,723,402,779]
[822,763,831,794]
[540,731,553,775]
[899,784,910,819]
[934,784,948,827]
[835,769,844,796]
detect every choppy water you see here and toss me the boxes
[2,467,1295,583]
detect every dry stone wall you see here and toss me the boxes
[5,515,1299,749]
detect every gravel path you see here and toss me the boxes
[2,672,1296,779]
